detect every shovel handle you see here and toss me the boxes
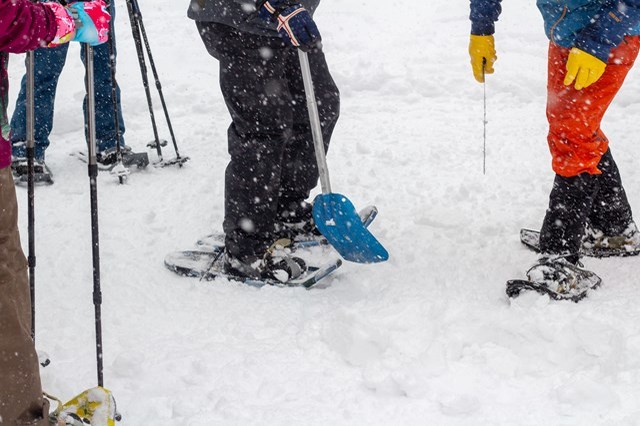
[298,50,332,194]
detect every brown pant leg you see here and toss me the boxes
[0,167,48,425]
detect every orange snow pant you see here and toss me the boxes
[546,37,640,177]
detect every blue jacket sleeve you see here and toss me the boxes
[574,0,640,62]
[470,0,502,35]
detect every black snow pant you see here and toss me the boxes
[539,149,633,262]
[195,22,340,261]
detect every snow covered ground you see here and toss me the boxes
[7,0,640,424]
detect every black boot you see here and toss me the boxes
[539,172,599,263]
[587,149,634,237]
[11,157,53,185]
[96,146,149,170]
[275,200,320,240]
[224,239,307,283]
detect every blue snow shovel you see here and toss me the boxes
[298,50,389,263]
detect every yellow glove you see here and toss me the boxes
[469,35,496,83]
[564,48,607,90]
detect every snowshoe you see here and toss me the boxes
[196,205,378,251]
[520,224,640,258]
[145,139,191,168]
[506,256,602,302]
[48,387,120,426]
[72,147,149,171]
[146,138,168,149]
[12,158,54,185]
[164,246,341,289]
[582,222,640,256]
[154,155,190,168]
[97,146,149,170]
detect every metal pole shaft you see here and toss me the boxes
[85,43,104,387]
[483,60,487,175]
[131,0,181,160]
[298,50,331,194]
[26,50,36,340]
[125,0,163,160]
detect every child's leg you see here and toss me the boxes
[82,0,125,152]
[546,38,639,177]
[10,44,70,161]
[539,172,597,260]
[540,38,640,257]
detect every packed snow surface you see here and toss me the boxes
[7,0,640,424]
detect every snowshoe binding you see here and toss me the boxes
[506,256,602,302]
[224,239,308,283]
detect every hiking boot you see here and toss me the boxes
[224,239,307,283]
[276,201,321,240]
[275,218,321,241]
[11,157,54,185]
[525,255,601,301]
[97,146,149,170]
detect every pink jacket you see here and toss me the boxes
[0,0,57,169]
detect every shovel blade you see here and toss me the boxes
[313,193,389,263]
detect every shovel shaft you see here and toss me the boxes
[298,50,332,194]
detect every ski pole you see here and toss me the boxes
[483,59,487,175]
[83,42,104,387]
[106,0,128,183]
[124,0,164,162]
[26,49,36,340]
[130,0,188,166]
[84,32,123,424]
